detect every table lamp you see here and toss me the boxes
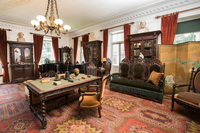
[100,58,106,69]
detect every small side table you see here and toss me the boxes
[97,69,106,77]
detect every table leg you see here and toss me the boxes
[28,88,33,112]
[41,100,47,129]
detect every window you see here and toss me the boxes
[39,40,55,64]
[174,32,200,44]
[111,32,125,65]
[0,61,3,74]
[80,41,85,63]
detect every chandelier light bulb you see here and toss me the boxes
[55,19,63,25]
[64,25,71,30]
[31,20,39,26]
[36,15,46,22]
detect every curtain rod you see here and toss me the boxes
[155,6,200,19]
[72,33,90,39]
[0,28,12,31]
[29,32,61,39]
[100,22,134,32]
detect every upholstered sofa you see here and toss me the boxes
[110,57,165,103]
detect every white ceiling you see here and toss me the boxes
[0,0,178,32]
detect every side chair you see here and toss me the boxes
[171,67,200,112]
[78,75,109,119]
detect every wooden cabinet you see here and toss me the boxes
[58,46,72,64]
[85,40,102,67]
[127,30,161,62]
[7,41,35,83]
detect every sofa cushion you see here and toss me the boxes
[175,92,200,106]
[149,64,161,73]
[110,78,161,92]
[134,64,145,79]
[121,64,129,77]
[147,71,164,86]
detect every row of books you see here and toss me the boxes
[134,49,141,56]
[144,49,152,56]
[133,43,141,48]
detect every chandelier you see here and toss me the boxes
[31,0,71,36]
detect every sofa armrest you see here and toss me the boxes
[110,73,119,80]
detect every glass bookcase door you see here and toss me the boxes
[88,47,92,61]
[24,48,31,63]
[92,47,97,61]
[14,48,21,63]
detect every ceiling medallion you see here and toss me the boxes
[31,0,71,36]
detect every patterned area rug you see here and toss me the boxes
[0,83,200,133]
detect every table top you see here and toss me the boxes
[26,74,101,94]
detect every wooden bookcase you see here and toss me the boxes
[7,41,35,83]
[84,40,102,67]
[127,30,161,62]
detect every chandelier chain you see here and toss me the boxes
[54,0,59,19]
[51,0,54,19]
[45,0,50,18]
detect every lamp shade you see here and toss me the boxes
[55,19,63,25]
[101,58,106,62]
[31,20,39,26]
[36,15,46,22]
[64,25,71,30]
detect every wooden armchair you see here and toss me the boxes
[86,62,97,76]
[78,75,109,118]
[171,67,200,112]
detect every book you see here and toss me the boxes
[53,81,62,85]
[41,77,50,83]
[87,75,92,78]
[68,78,79,83]
[82,76,88,79]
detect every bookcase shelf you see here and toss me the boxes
[127,30,161,62]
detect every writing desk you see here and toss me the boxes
[26,74,101,129]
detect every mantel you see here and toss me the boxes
[7,41,35,45]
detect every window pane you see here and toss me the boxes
[112,32,124,42]
[39,40,55,64]
[120,43,125,61]
[174,32,200,44]
[113,44,119,65]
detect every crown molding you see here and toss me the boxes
[69,0,200,36]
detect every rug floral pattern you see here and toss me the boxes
[0,83,200,133]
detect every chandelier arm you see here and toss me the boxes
[45,0,50,18]
[54,0,59,19]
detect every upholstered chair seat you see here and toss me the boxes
[79,92,100,107]
[174,92,200,107]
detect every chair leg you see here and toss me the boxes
[171,98,174,111]
[98,107,101,118]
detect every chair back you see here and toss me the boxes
[119,58,131,78]
[192,67,200,93]
[105,58,112,75]
[99,75,109,103]
[86,62,97,76]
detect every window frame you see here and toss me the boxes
[39,39,55,64]
[111,31,125,66]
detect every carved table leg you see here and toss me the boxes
[41,100,47,129]
[28,87,33,112]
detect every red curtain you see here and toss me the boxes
[52,37,59,61]
[0,30,9,82]
[124,24,131,59]
[103,29,108,59]
[161,13,179,44]
[82,35,89,61]
[33,34,44,78]
[74,37,78,65]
